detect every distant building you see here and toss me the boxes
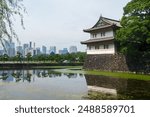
[29,41,32,49]
[4,40,15,57]
[36,47,41,55]
[33,49,36,56]
[58,50,62,55]
[16,46,23,55]
[69,46,77,53]
[42,46,47,55]
[24,48,29,57]
[32,42,36,56]
[23,43,29,57]
[49,46,56,54]
[59,48,68,55]
[23,44,29,50]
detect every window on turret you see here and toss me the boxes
[104,45,109,49]
[101,32,105,37]
[92,34,97,38]
[87,46,91,50]
[95,45,99,50]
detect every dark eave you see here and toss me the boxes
[81,37,114,44]
[83,24,113,33]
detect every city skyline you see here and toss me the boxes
[0,40,78,57]
[11,0,130,52]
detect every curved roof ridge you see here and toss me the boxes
[83,16,121,32]
[102,16,120,22]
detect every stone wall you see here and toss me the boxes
[83,54,149,72]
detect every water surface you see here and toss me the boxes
[0,69,149,100]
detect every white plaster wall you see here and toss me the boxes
[91,46,95,50]
[87,49,115,54]
[90,30,114,39]
[99,45,104,49]
[105,30,114,38]
[109,43,114,49]
[87,44,114,50]
[86,43,115,54]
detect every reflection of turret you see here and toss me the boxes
[85,75,150,99]
[85,75,127,90]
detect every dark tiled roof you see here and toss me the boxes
[81,37,114,44]
[83,25,112,32]
[83,16,121,32]
[102,17,121,27]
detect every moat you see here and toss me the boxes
[0,69,149,100]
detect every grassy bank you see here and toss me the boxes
[84,70,150,81]
[54,67,150,81]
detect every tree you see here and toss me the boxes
[15,52,23,62]
[0,0,25,47]
[26,53,32,62]
[2,54,9,62]
[76,52,86,62]
[37,54,47,62]
[116,0,150,57]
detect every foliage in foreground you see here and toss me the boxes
[0,0,25,47]
[116,0,150,57]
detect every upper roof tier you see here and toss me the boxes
[83,16,121,32]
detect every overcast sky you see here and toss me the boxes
[14,0,131,52]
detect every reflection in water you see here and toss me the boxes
[0,69,87,100]
[0,69,149,100]
[85,75,150,100]
[64,73,77,78]
[0,70,79,82]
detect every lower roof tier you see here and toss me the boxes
[81,37,114,44]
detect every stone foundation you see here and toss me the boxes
[83,54,149,72]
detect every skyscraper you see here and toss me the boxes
[49,46,56,54]
[23,43,29,50]
[36,47,41,55]
[59,48,68,55]
[69,46,77,53]
[42,46,47,55]
[23,43,29,57]
[16,46,23,55]
[4,40,15,57]
[24,48,29,57]
[29,41,32,49]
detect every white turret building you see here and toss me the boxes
[81,16,121,55]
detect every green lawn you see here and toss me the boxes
[84,70,150,81]
[53,67,150,81]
